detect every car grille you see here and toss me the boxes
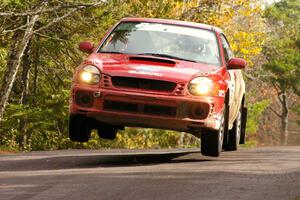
[104,100,177,117]
[111,77,177,92]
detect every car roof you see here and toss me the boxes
[120,18,223,34]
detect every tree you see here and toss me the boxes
[0,1,113,149]
[263,0,300,145]
[0,0,273,150]
[0,1,104,125]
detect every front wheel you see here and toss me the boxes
[225,107,242,151]
[201,116,225,157]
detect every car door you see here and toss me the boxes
[220,34,244,128]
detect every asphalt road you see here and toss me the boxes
[0,147,300,200]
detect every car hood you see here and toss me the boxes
[85,53,220,83]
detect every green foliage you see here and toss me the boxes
[263,0,300,94]
[241,140,257,148]
[0,88,70,150]
[79,128,198,150]
[1,0,297,151]
[0,0,204,150]
[0,47,7,80]
[264,0,300,24]
[293,106,300,125]
[246,99,270,134]
[260,0,300,145]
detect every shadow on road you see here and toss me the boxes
[0,151,212,171]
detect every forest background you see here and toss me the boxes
[0,0,299,151]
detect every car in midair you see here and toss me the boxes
[69,18,248,157]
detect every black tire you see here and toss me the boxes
[225,106,242,151]
[69,114,91,142]
[97,126,117,140]
[201,112,226,157]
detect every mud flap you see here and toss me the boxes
[239,107,247,144]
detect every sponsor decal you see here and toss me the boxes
[135,66,160,72]
[196,71,214,76]
[218,90,226,97]
[129,67,162,76]
[209,114,223,129]
[212,113,223,120]
[214,119,222,130]
[129,70,163,76]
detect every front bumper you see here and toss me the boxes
[70,85,225,132]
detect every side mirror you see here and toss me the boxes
[79,41,94,53]
[227,58,246,70]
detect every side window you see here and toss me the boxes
[220,34,234,62]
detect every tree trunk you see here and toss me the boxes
[17,40,32,149]
[280,91,289,145]
[19,42,31,105]
[182,0,187,14]
[0,15,39,128]
[178,132,185,147]
[33,60,38,97]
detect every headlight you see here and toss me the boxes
[79,65,101,84]
[188,77,214,96]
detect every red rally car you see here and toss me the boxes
[69,18,248,157]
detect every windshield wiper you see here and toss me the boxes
[138,53,197,63]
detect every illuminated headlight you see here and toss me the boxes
[79,65,101,84]
[188,77,214,96]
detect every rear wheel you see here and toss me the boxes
[69,114,92,142]
[201,113,226,157]
[225,106,242,151]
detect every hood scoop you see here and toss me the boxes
[129,56,176,65]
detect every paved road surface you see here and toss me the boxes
[0,147,300,200]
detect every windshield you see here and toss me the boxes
[98,22,221,66]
